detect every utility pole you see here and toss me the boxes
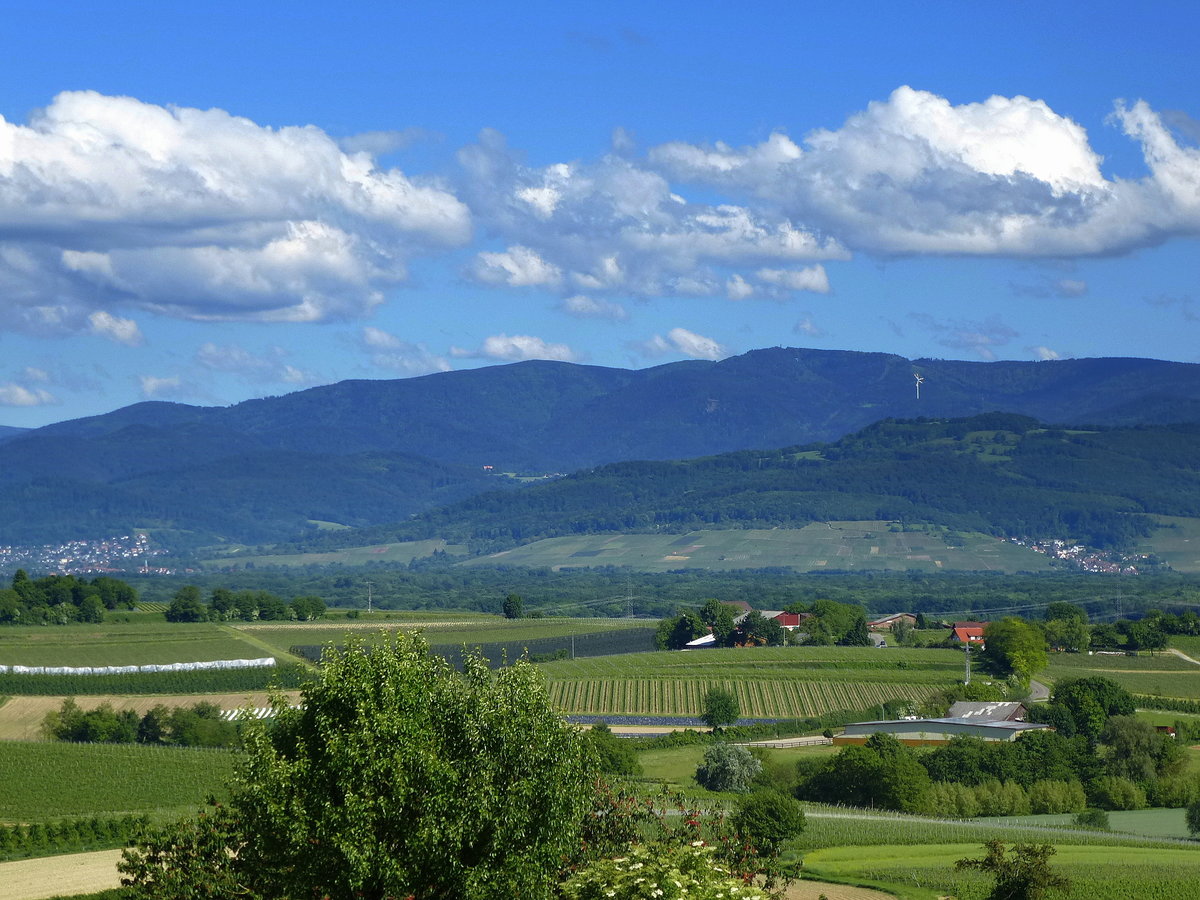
[964,641,971,684]
[365,580,374,614]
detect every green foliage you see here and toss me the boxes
[695,743,761,793]
[981,617,1048,681]
[586,723,642,777]
[731,790,806,854]
[165,586,206,623]
[1099,715,1184,782]
[561,842,769,900]
[0,571,137,626]
[1090,776,1148,810]
[701,686,740,729]
[503,591,524,619]
[121,631,594,900]
[1075,808,1110,830]
[1186,799,1200,836]
[0,814,148,862]
[803,733,931,813]
[656,609,707,650]
[1048,677,1136,742]
[954,840,1070,900]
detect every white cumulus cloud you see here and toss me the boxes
[87,310,144,345]
[450,333,581,362]
[138,375,183,398]
[757,265,830,294]
[0,382,56,406]
[636,327,728,361]
[0,91,470,334]
[195,342,318,385]
[558,295,629,321]
[357,327,451,375]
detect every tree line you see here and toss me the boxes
[43,698,240,748]
[0,570,136,625]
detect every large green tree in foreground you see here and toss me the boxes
[120,633,593,899]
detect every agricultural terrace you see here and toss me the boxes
[0,742,235,823]
[538,646,963,718]
[460,522,1053,574]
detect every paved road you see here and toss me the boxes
[1028,678,1050,702]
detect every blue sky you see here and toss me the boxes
[1,1,1198,427]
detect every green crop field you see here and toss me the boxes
[243,615,651,658]
[0,742,237,823]
[1140,516,1200,573]
[0,622,271,667]
[539,646,963,718]
[203,538,468,569]
[977,808,1191,840]
[803,840,1200,900]
[459,522,1052,574]
[1045,651,1200,700]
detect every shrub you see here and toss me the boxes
[694,743,761,793]
[561,843,768,900]
[731,790,806,854]
[1148,774,1200,809]
[1074,808,1110,830]
[1089,776,1147,811]
[1027,780,1086,815]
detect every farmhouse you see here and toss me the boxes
[834,717,1050,746]
[951,621,987,646]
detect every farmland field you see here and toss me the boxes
[803,841,1200,900]
[0,742,236,822]
[459,522,1052,574]
[203,538,468,568]
[540,646,963,718]
[244,615,653,659]
[1044,650,1200,700]
[0,691,300,741]
[1139,516,1200,573]
[0,623,271,667]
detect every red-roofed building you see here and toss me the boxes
[952,622,987,646]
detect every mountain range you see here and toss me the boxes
[2,347,1199,549]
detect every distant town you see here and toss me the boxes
[0,533,175,576]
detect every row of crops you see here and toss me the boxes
[0,814,149,861]
[545,677,941,718]
[0,741,237,822]
[0,662,311,696]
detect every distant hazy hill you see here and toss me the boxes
[0,425,28,445]
[1,347,1200,548]
[306,414,1200,555]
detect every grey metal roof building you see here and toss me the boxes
[834,717,1051,746]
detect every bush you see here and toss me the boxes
[1027,780,1086,815]
[972,780,1030,817]
[927,781,980,818]
[1148,774,1200,809]
[561,843,769,900]
[1089,776,1147,810]
[731,790,806,854]
[694,743,761,793]
[1074,808,1110,830]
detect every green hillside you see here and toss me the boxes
[462,522,1052,573]
[303,414,1200,559]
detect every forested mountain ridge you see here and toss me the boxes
[2,348,1200,548]
[300,414,1200,554]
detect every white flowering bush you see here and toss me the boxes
[561,842,769,900]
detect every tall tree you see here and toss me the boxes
[120,633,594,899]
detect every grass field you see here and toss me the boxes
[1139,516,1200,573]
[0,623,272,667]
[0,742,236,823]
[804,841,1200,900]
[539,646,963,718]
[977,808,1191,839]
[459,522,1053,574]
[203,538,468,568]
[1044,650,1200,700]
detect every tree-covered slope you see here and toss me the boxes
[308,415,1200,553]
[3,347,1200,548]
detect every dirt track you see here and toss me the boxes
[0,850,122,900]
[784,880,898,899]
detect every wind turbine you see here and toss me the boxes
[914,373,925,400]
